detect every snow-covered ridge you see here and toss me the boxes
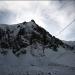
[0,20,73,56]
[0,20,74,57]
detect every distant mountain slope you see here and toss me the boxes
[63,41,75,49]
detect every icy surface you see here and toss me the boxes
[0,47,75,75]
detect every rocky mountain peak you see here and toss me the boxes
[0,20,74,56]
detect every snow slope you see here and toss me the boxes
[0,47,75,75]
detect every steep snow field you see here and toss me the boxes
[0,47,75,75]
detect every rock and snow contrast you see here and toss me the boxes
[0,20,75,75]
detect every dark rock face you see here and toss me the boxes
[0,20,73,56]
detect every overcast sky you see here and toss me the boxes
[0,0,75,41]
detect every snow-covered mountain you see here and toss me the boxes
[0,20,75,75]
[63,41,75,49]
[0,20,73,56]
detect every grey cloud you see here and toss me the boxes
[66,21,75,41]
[51,1,75,40]
[40,10,61,35]
[0,9,16,24]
